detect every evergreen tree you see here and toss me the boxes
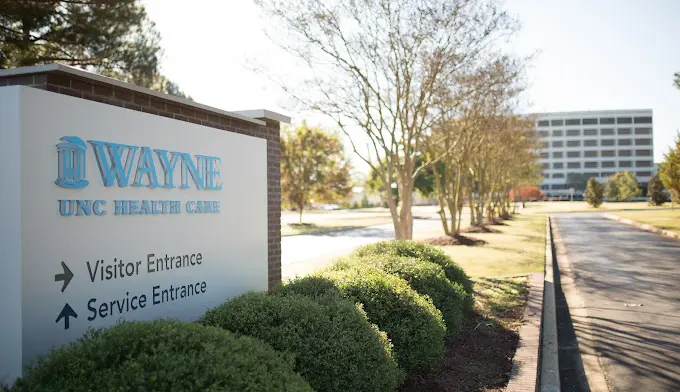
[647,174,668,206]
[659,133,680,208]
[1,0,188,96]
[585,178,604,208]
[605,172,641,202]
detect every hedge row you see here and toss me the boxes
[332,253,469,336]
[12,241,472,392]
[276,267,447,374]
[200,292,403,392]
[12,320,312,392]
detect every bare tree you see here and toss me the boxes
[255,0,518,239]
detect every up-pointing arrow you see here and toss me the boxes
[55,261,74,292]
[56,303,78,330]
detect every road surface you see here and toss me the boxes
[281,218,445,279]
[554,214,680,392]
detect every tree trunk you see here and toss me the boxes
[432,163,450,236]
[398,177,414,239]
[298,202,304,224]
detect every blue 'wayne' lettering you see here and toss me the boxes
[87,140,222,190]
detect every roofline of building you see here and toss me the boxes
[527,108,653,117]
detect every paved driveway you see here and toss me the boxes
[554,214,680,392]
[281,218,445,279]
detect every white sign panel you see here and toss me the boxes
[0,86,268,381]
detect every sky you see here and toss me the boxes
[143,0,680,169]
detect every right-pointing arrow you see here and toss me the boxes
[56,303,78,330]
[55,261,74,292]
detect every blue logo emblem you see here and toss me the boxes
[56,136,89,189]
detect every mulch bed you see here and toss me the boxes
[421,235,488,246]
[400,280,528,392]
[462,226,503,234]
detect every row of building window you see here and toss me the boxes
[537,117,652,127]
[537,128,652,137]
[541,173,654,189]
[540,139,652,148]
[542,161,652,170]
[540,150,652,159]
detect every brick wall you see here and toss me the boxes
[1,69,282,289]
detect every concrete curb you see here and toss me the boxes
[540,216,560,392]
[602,213,680,240]
[507,216,560,392]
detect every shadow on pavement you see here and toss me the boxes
[554,234,590,392]
[554,214,680,392]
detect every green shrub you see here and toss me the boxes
[201,292,403,392]
[12,320,312,392]
[277,269,446,375]
[352,240,473,294]
[333,254,469,336]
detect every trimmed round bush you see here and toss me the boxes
[277,268,446,375]
[334,254,468,336]
[352,240,473,294]
[201,292,403,392]
[12,319,312,392]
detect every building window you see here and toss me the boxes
[538,131,549,137]
[538,120,550,127]
[567,151,580,158]
[619,161,632,168]
[617,117,633,124]
[583,129,598,136]
[566,129,580,137]
[600,117,615,125]
[601,128,615,135]
[583,118,598,125]
[565,119,581,126]
[539,141,549,148]
[553,130,563,137]
[601,139,615,146]
[551,119,564,126]
[585,150,598,157]
[543,172,550,178]
[567,140,581,147]
[618,150,632,157]
[635,139,652,146]
[584,140,598,147]
[542,163,549,169]
[617,139,632,146]
[635,161,652,168]
[553,162,564,169]
[567,162,581,169]
[601,161,615,168]
[553,173,565,179]
[635,149,652,157]
[637,171,652,177]
[634,127,652,135]
[541,184,550,191]
[601,172,615,177]
[553,151,563,158]
[552,141,564,148]
[584,161,598,168]
[617,128,632,135]
[540,152,549,159]
[634,117,652,124]
[601,150,615,157]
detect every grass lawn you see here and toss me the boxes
[401,276,529,392]
[521,201,672,214]
[434,214,546,277]
[611,209,680,235]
